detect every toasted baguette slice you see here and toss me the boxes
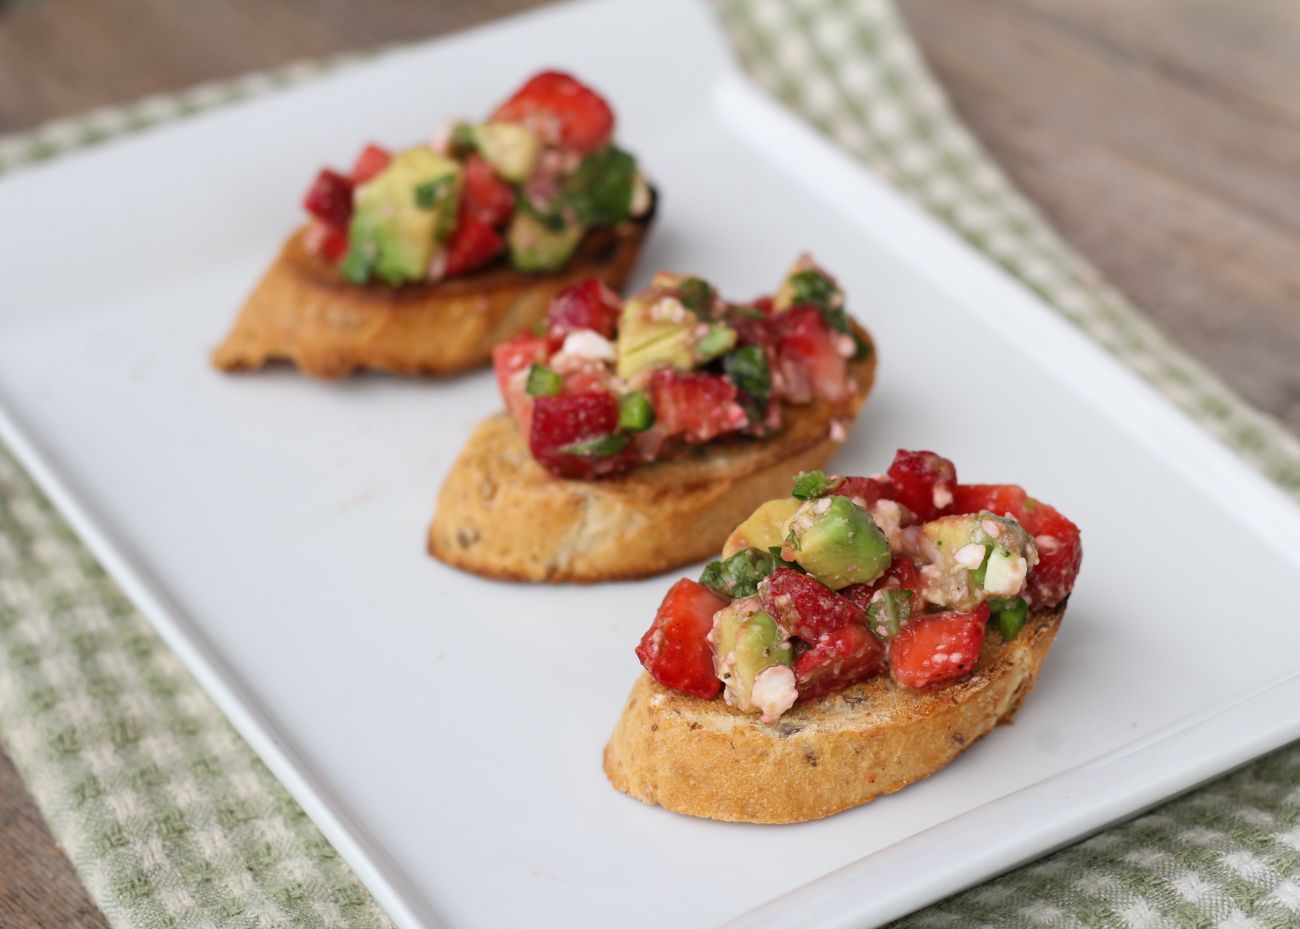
[427,331,876,582]
[603,603,1064,824]
[212,214,652,379]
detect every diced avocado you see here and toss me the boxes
[342,148,461,285]
[699,547,779,599]
[772,253,848,332]
[506,207,583,272]
[920,512,1037,611]
[711,602,792,715]
[471,122,540,183]
[791,470,842,500]
[722,497,802,558]
[783,495,890,590]
[615,296,699,380]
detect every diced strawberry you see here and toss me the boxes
[794,625,884,701]
[890,604,989,689]
[304,220,350,264]
[462,155,516,227]
[529,392,630,478]
[351,144,392,185]
[770,306,851,405]
[649,370,747,444]
[492,70,615,154]
[444,216,505,277]
[562,366,611,395]
[953,484,1081,608]
[759,567,862,643]
[833,475,896,508]
[547,279,621,338]
[636,579,728,698]
[952,483,1028,519]
[841,556,924,616]
[492,334,554,432]
[887,450,957,521]
[303,169,354,227]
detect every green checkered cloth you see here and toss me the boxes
[2,1,1299,927]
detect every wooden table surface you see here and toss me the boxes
[3,0,1298,924]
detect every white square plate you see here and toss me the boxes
[4,2,1300,927]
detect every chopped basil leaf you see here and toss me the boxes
[723,344,771,424]
[557,432,630,458]
[767,546,807,573]
[678,277,716,316]
[866,589,913,639]
[618,391,655,432]
[788,269,848,333]
[969,544,993,588]
[525,364,563,398]
[414,175,454,210]
[564,145,637,227]
[792,470,842,500]
[699,547,779,599]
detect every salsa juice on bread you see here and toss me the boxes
[491,255,869,479]
[635,451,1082,723]
[299,71,653,284]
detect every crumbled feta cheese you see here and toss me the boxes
[983,550,1028,596]
[427,120,456,155]
[426,249,448,282]
[835,333,857,359]
[559,330,616,363]
[629,173,653,217]
[751,665,798,724]
[981,519,1003,538]
[955,542,987,569]
[933,485,953,510]
[648,296,688,323]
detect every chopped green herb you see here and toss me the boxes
[449,122,476,153]
[991,597,1028,640]
[970,545,992,588]
[852,332,872,360]
[414,175,454,210]
[723,344,771,424]
[788,269,848,332]
[678,277,716,316]
[618,391,655,432]
[525,364,563,398]
[558,432,630,458]
[564,145,637,226]
[867,589,913,639]
[792,470,842,500]
[767,546,807,573]
[699,547,779,599]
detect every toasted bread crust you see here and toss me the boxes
[603,604,1065,823]
[426,332,876,582]
[211,215,651,379]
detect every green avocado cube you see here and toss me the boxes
[784,495,891,590]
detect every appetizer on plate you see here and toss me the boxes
[604,453,1082,823]
[428,256,877,582]
[213,71,655,378]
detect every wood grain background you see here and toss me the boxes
[2,0,1298,924]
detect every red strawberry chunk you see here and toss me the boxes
[492,334,555,433]
[833,475,896,508]
[444,216,505,277]
[841,556,924,617]
[953,484,1081,608]
[303,169,354,227]
[770,306,851,405]
[887,450,957,521]
[890,604,989,689]
[759,567,862,643]
[304,220,349,264]
[636,579,728,699]
[649,370,747,444]
[548,279,621,338]
[794,625,884,701]
[462,155,516,227]
[492,70,615,154]
[351,144,392,184]
[529,392,630,478]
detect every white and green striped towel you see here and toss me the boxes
[3,2,1299,927]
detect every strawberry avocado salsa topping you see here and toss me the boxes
[299,71,652,284]
[492,255,865,479]
[634,450,1083,723]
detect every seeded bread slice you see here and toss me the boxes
[212,213,652,379]
[426,330,876,582]
[603,603,1064,824]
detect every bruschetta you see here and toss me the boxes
[428,256,877,581]
[603,454,1083,823]
[213,71,655,378]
